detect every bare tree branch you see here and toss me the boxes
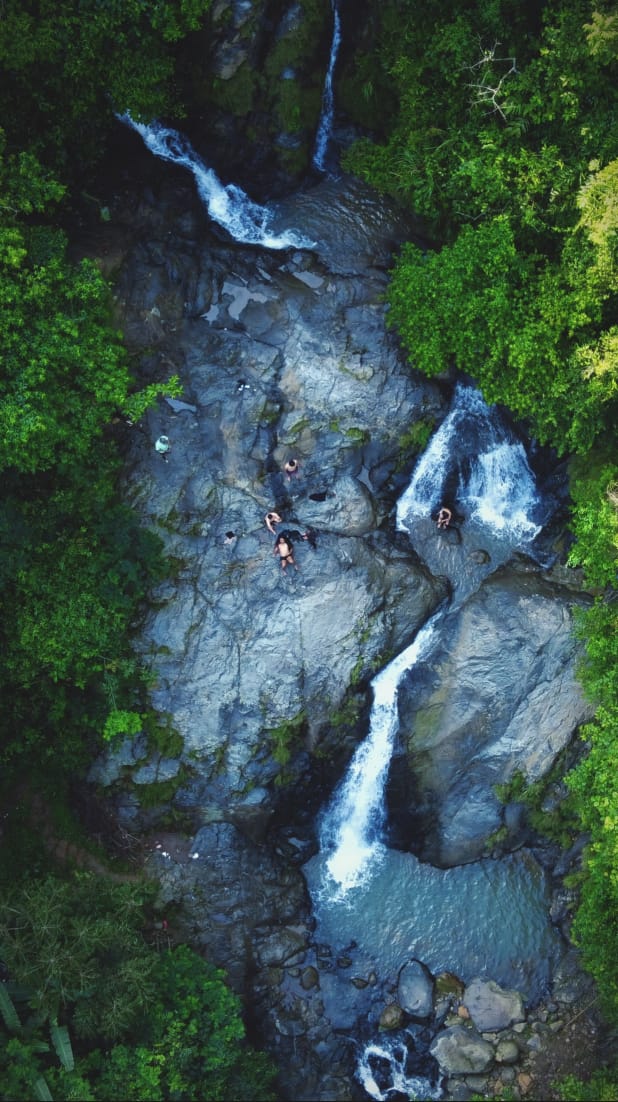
[464,40,518,120]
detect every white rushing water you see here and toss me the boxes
[396,382,542,543]
[306,380,558,1096]
[357,1036,443,1102]
[119,114,316,250]
[312,0,342,173]
[318,611,443,898]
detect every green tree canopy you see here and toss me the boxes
[0,0,213,179]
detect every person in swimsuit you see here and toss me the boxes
[274,532,297,571]
[265,511,282,535]
[284,457,299,480]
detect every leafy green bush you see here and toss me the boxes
[83,946,277,1101]
[0,879,277,1101]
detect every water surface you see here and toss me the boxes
[304,845,561,1002]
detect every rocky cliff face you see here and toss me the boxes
[87,154,594,867]
[79,99,600,1099]
[86,163,447,832]
[178,0,339,195]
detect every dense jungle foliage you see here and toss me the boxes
[0,1,277,1099]
[0,0,617,1098]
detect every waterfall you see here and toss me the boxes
[396,383,542,543]
[312,0,342,174]
[357,1036,443,1102]
[318,612,443,899]
[118,114,316,250]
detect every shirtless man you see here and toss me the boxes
[437,506,452,529]
[265,511,282,535]
[274,532,297,571]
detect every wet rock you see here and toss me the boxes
[256,926,310,968]
[398,959,434,1019]
[430,1023,495,1075]
[463,978,526,1031]
[379,1002,405,1030]
[133,756,181,784]
[469,548,491,564]
[397,572,594,865]
[301,966,320,990]
[87,733,148,785]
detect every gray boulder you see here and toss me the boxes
[463,978,526,1031]
[398,959,434,1019]
[430,1023,495,1075]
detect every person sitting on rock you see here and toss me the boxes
[284,457,300,481]
[265,511,282,535]
[274,532,297,571]
[437,506,452,529]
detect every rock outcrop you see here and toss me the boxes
[395,569,595,865]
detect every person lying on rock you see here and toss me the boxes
[274,532,298,571]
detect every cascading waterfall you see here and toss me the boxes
[312,0,342,174]
[318,612,443,898]
[396,382,542,543]
[118,114,316,250]
[303,384,561,1099]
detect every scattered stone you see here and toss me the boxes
[379,1002,405,1030]
[301,966,320,990]
[517,1071,533,1094]
[495,1039,520,1064]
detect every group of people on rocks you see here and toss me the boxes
[157,426,460,569]
[265,456,461,574]
[266,515,317,573]
[266,457,319,572]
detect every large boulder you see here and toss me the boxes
[463,978,526,1031]
[394,569,594,865]
[429,1023,495,1075]
[398,959,434,1019]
